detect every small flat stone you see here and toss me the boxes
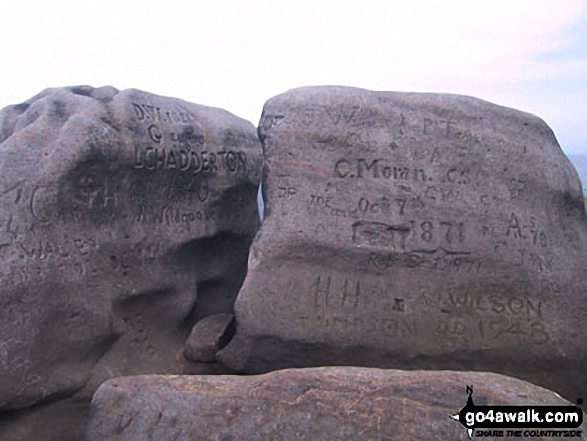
[183,313,235,362]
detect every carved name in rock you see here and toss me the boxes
[219,86,587,402]
[0,86,262,440]
[85,368,586,441]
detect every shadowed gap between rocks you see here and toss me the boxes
[219,334,584,401]
[0,397,89,441]
[0,227,256,441]
[172,230,256,328]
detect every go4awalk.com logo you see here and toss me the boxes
[451,386,584,438]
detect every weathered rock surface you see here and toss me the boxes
[0,86,262,440]
[86,367,586,440]
[183,313,235,362]
[219,86,587,401]
[176,313,235,375]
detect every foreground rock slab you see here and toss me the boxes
[219,86,587,401]
[86,367,585,441]
[0,86,261,440]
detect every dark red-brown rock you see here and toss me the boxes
[85,367,586,441]
[219,86,587,402]
[0,86,262,440]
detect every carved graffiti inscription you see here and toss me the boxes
[335,158,429,181]
[133,146,247,174]
[132,102,194,124]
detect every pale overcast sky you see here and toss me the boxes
[1,1,586,154]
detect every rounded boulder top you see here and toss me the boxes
[0,86,262,439]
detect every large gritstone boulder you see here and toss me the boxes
[219,86,587,402]
[0,86,262,440]
[85,367,585,440]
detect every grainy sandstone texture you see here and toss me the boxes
[0,86,262,440]
[219,86,587,402]
[86,367,586,441]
